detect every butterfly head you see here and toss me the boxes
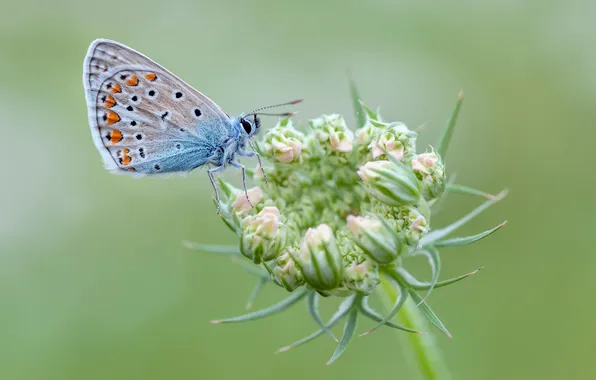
[238,99,303,139]
[238,114,261,139]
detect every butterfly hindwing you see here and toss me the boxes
[83,39,233,174]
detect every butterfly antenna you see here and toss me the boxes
[247,99,303,116]
[254,111,296,117]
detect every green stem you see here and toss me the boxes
[378,275,451,380]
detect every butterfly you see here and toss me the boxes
[82,39,300,212]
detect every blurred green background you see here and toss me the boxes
[1,0,593,379]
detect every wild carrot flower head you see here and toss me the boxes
[188,89,507,364]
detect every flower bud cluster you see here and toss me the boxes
[217,109,447,295]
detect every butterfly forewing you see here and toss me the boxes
[83,39,231,174]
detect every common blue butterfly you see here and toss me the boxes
[82,39,300,212]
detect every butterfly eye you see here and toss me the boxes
[241,119,252,134]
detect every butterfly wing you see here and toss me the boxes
[83,39,232,174]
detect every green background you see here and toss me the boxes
[1,1,593,379]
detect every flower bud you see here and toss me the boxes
[309,114,354,153]
[262,124,304,164]
[369,122,417,162]
[292,224,342,290]
[342,253,380,295]
[400,206,429,247]
[411,149,446,200]
[284,196,317,230]
[240,206,285,263]
[329,131,353,152]
[346,215,406,264]
[358,159,422,206]
[355,126,373,146]
[232,187,264,215]
[265,248,305,291]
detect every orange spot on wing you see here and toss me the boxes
[127,167,136,172]
[111,83,122,94]
[105,95,116,108]
[106,111,120,125]
[121,148,131,165]
[145,73,157,81]
[126,75,139,86]
[116,148,132,166]
[110,129,123,143]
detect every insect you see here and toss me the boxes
[82,39,300,213]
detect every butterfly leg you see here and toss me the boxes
[230,160,254,209]
[208,165,225,214]
[238,147,268,184]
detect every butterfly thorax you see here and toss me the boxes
[207,117,253,168]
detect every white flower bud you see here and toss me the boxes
[293,224,343,290]
[368,123,417,162]
[357,160,390,184]
[262,125,305,164]
[372,134,404,161]
[232,187,264,215]
[358,159,422,206]
[342,254,380,295]
[265,249,305,291]
[240,206,285,263]
[355,127,371,145]
[271,137,302,163]
[329,130,353,152]
[411,149,446,200]
[412,153,439,174]
[347,215,406,264]
[309,114,354,154]
[400,206,429,246]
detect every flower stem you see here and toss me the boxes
[378,275,452,380]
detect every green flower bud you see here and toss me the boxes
[400,206,429,247]
[308,114,354,154]
[284,195,318,230]
[346,215,407,264]
[240,206,286,263]
[369,122,417,162]
[411,149,446,200]
[292,224,343,290]
[355,121,381,147]
[357,159,422,206]
[265,248,305,291]
[342,252,380,295]
[262,123,304,164]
